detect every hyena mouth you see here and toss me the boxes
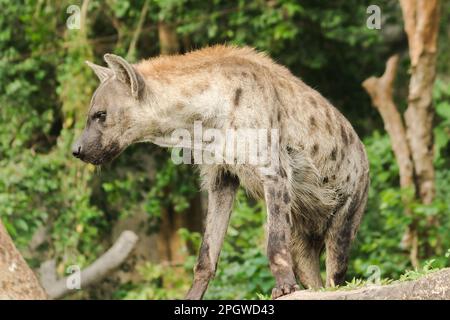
[83,142,122,166]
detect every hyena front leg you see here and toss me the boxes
[264,176,299,299]
[185,171,239,300]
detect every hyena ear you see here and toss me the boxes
[103,53,145,99]
[85,61,114,83]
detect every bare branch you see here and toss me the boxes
[362,55,414,190]
[40,230,138,299]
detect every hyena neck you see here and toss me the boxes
[135,64,224,147]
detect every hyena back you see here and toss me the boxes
[73,45,369,299]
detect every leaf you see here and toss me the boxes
[15,219,28,232]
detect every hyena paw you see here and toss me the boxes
[271,283,300,299]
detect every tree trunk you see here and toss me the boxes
[400,0,441,258]
[158,21,180,55]
[363,0,441,267]
[0,221,48,299]
[400,0,440,205]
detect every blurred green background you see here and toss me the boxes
[0,0,449,299]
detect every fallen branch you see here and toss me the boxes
[40,230,138,299]
[279,268,450,300]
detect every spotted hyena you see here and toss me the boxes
[73,45,369,299]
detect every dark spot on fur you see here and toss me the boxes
[181,87,193,98]
[311,144,319,156]
[174,102,185,111]
[330,147,337,161]
[349,132,355,144]
[307,96,317,107]
[341,125,349,145]
[195,82,210,94]
[346,175,350,182]
[326,122,333,135]
[309,233,323,243]
[323,176,329,184]
[325,108,332,120]
[269,187,276,198]
[187,112,203,123]
[331,175,336,181]
[271,204,280,216]
[274,88,283,105]
[195,242,211,275]
[234,88,242,107]
[310,116,317,130]
[283,192,290,204]
[286,212,291,225]
[358,142,366,158]
[277,190,282,198]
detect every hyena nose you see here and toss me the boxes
[72,144,82,158]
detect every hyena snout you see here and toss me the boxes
[72,140,82,158]
[71,129,121,165]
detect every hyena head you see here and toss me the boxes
[72,54,147,165]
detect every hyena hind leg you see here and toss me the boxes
[325,187,368,287]
[291,235,324,289]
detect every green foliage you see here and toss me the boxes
[433,79,450,164]
[114,262,190,299]
[398,259,439,282]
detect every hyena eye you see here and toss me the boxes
[93,111,107,123]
